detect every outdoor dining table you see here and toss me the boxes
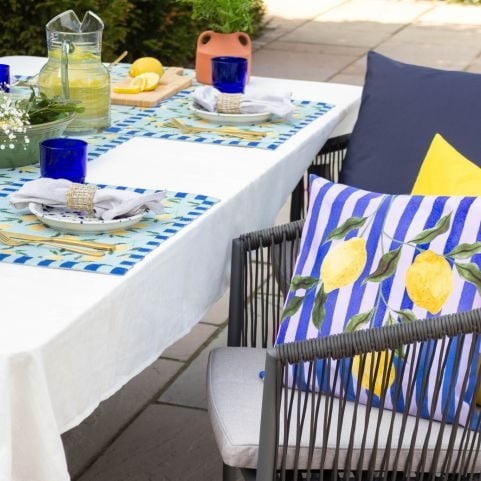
[0,56,362,481]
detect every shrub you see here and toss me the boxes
[0,0,265,66]
[0,0,130,60]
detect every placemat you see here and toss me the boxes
[15,65,334,157]
[0,169,219,276]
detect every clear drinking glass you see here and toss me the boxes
[38,10,110,135]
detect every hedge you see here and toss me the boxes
[0,0,265,66]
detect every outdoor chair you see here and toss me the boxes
[207,142,481,481]
[208,52,481,481]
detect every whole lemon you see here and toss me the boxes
[405,250,453,314]
[320,237,367,293]
[129,57,164,78]
[352,351,395,397]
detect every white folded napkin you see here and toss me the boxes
[9,178,165,221]
[193,85,294,120]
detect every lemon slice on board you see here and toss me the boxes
[134,72,160,91]
[113,76,146,94]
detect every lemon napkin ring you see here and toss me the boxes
[216,94,242,114]
[66,183,97,214]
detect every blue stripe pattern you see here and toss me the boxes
[276,176,481,426]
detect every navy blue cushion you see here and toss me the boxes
[340,51,481,194]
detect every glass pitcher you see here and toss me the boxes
[38,10,110,135]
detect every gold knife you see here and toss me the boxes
[4,231,116,252]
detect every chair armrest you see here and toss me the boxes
[228,220,304,347]
[258,309,481,481]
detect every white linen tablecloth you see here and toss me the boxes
[0,56,362,481]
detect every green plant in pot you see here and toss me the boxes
[180,0,256,84]
[0,89,83,169]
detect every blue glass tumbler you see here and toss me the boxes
[211,56,247,94]
[40,138,88,184]
[0,64,10,92]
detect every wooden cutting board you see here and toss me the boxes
[111,67,192,107]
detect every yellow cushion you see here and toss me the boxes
[411,133,481,196]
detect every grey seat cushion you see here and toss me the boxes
[207,347,481,472]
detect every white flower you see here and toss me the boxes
[0,90,30,151]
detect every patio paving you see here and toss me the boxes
[64,1,481,479]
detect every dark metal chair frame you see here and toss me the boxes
[217,137,481,481]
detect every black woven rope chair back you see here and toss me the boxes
[228,220,304,348]
[227,135,349,348]
[257,311,481,481]
[290,134,350,222]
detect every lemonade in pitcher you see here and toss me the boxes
[38,10,110,134]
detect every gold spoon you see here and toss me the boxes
[108,51,128,69]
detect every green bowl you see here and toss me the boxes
[0,114,74,169]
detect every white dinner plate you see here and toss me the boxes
[28,202,146,234]
[190,103,272,124]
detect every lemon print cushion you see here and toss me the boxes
[276,175,481,426]
[412,133,481,196]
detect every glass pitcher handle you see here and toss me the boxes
[61,40,71,98]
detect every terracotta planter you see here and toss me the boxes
[195,30,251,85]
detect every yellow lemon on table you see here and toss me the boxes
[129,57,164,78]
[352,351,396,397]
[405,250,453,314]
[320,237,367,293]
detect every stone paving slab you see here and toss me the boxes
[318,0,433,25]
[161,322,218,361]
[252,47,358,81]
[418,3,481,25]
[64,358,183,479]
[393,23,481,45]
[158,327,228,409]
[282,20,395,48]
[376,40,480,70]
[77,405,222,481]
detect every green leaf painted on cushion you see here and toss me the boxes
[325,216,367,241]
[312,284,327,330]
[282,295,305,320]
[409,213,451,245]
[455,262,481,295]
[385,312,398,327]
[446,242,481,260]
[364,247,402,283]
[344,308,374,333]
[392,308,417,323]
[290,275,319,291]
[395,347,406,360]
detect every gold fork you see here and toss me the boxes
[167,119,267,141]
[0,231,105,257]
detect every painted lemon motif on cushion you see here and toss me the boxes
[405,250,453,314]
[320,237,367,293]
[352,351,395,397]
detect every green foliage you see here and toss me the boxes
[0,0,130,61]
[179,0,260,34]
[18,89,84,124]
[0,0,265,66]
